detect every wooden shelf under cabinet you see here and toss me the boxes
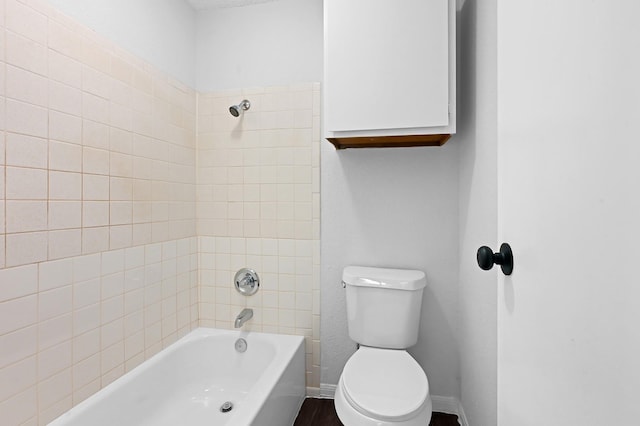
[327,134,452,150]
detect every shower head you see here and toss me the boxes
[229,99,251,117]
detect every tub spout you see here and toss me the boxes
[234,308,253,328]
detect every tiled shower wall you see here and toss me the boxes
[0,238,198,424]
[0,1,322,424]
[0,3,197,266]
[197,86,321,389]
[0,1,198,424]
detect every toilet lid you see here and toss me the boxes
[341,347,429,422]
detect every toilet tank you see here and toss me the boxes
[343,266,427,349]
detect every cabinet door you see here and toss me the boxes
[325,0,449,133]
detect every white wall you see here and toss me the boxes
[46,0,323,92]
[457,0,498,424]
[48,0,197,87]
[195,0,323,91]
[320,144,461,398]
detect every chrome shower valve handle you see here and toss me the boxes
[234,268,260,296]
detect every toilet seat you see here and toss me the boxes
[340,347,429,422]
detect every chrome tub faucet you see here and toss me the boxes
[235,308,253,328]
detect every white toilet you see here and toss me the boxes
[334,266,432,426]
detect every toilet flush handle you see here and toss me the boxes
[342,280,346,288]
[477,243,514,276]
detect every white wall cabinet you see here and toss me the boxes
[324,0,456,149]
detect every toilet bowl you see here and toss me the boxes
[334,266,432,426]
[334,347,432,425]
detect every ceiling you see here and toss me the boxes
[186,0,283,10]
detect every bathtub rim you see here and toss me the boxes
[48,327,306,426]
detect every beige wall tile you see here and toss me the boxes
[81,38,111,73]
[111,80,132,108]
[73,278,100,311]
[72,253,101,283]
[109,128,132,155]
[0,234,4,270]
[109,102,132,131]
[6,200,47,233]
[110,177,132,201]
[110,151,132,177]
[5,99,48,138]
[49,171,82,200]
[5,232,48,267]
[50,110,82,144]
[38,341,72,382]
[49,49,82,88]
[38,368,72,411]
[83,174,109,201]
[49,201,81,230]
[5,32,47,76]
[82,92,109,123]
[50,140,82,172]
[48,19,82,61]
[0,325,38,369]
[72,328,100,362]
[73,304,100,337]
[40,396,72,426]
[72,353,100,391]
[39,258,73,292]
[6,133,47,169]
[110,202,132,225]
[131,223,152,246]
[0,386,37,425]
[6,65,48,107]
[82,66,111,100]
[48,229,82,260]
[5,0,48,45]
[5,167,47,199]
[82,119,109,149]
[82,147,110,175]
[82,201,109,228]
[39,286,73,322]
[132,111,153,136]
[81,227,110,255]
[0,138,5,165]
[0,264,38,303]
[110,225,132,249]
[49,80,82,116]
[0,294,38,335]
[0,355,37,402]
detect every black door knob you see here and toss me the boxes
[477,243,513,275]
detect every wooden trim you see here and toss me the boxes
[327,134,452,149]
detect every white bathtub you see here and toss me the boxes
[49,328,306,426]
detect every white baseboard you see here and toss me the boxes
[319,383,337,398]
[316,386,469,425]
[431,395,459,414]
[431,396,469,426]
[456,400,469,426]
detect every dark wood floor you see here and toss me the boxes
[294,398,460,426]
